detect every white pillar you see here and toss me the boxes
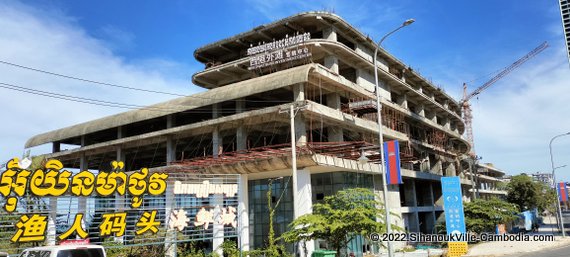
[296,169,314,257]
[46,198,56,245]
[164,185,176,257]
[238,174,250,253]
[212,196,224,256]
[164,117,177,257]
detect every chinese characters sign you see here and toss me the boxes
[441,176,466,239]
[1,158,168,243]
[0,159,240,251]
[247,32,312,70]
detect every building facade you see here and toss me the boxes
[470,163,507,200]
[26,12,474,256]
[560,0,570,65]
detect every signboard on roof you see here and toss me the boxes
[247,32,312,70]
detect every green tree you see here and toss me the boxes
[464,198,519,234]
[536,182,557,213]
[280,188,399,257]
[506,175,556,212]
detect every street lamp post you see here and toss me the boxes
[372,18,414,257]
[550,132,570,237]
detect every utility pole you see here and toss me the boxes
[372,18,414,257]
[279,101,307,256]
[468,160,476,200]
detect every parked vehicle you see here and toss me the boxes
[19,245,105,257]
[512,209,540,233]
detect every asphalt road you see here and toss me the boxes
[504,211,570,257]
[504,244,570,257]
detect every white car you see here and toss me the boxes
[19,245,106,257]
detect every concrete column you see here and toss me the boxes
[293,83,305,102]
[444,116,451,130]
[428,182,435,206]
[238,174,250,253]
[115,139,126,244]
[373,175,404,249]
[356,69,377,92]
[52,142,60,153]
[398,93,408,109]
[322,26,340,75]
[212,196,224,256]
[328,127,343,142]
[418,104,425,117]
[213,128,222,158]
[400,69,407,83]
[326,93,341,110]
[78,152,87,217]
[324,56,339,74]
[326,93,343,142]
[421,155,430,172]
[213,104,223,157]
[323,27,337,41]
[433,157,443,175]
[428,183,437,233]
[293,84,307,146]
[446,162,457,177]
[166,115,176,164]
[296,169,314,256]
[236,100,247,150]
[410,181,420,232]
[409,180,418,207]
[355,43,373,62]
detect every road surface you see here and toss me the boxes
[504,244,570,257]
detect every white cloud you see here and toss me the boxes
[0,1,201,164]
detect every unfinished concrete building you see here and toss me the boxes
[26,12,473,255]
[469,163,507,200]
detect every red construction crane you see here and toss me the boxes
[462,41,549,156]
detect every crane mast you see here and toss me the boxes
[463,41,549,156]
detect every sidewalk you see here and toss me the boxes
[465,216,570,257]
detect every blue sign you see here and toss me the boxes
[441,177,466,241]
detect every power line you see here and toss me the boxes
[0,60,187,97]
[0,60,289,103]
[0,81,278,114]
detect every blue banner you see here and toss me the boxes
[441,176,466,241]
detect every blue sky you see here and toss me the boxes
[0,0,569,181]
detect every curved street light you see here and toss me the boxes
[372,18,415,257]
[550,132,570,237]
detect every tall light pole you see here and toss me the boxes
[550,132,570,237]
[372,18,414,257]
